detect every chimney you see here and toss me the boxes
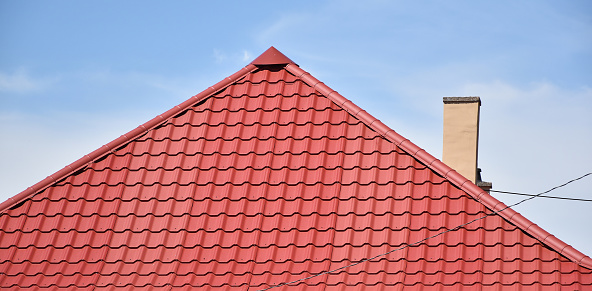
[442,97,491,190]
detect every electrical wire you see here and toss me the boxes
[490,190,592,202]
[257,172,592,290]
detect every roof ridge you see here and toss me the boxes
[0,64,258,214]
[284,63,592,270]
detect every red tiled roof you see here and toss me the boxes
[1,46,591,290]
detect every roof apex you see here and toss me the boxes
[250,46,296,66]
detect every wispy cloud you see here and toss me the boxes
[213,49,227,63]
[0,69,58,93]
[213,48,253,65]
[459,80,592,123]
[242,50,251,62]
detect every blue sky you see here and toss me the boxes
[1,1,591,256]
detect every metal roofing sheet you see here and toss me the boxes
[0,47,591,289]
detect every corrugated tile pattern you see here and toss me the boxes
[1,64,591,290]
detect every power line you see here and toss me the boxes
[505,172,591,206]
[257,172,592,290]
[491,190,592,202]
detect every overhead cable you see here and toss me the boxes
[490,190,592,202]
[257,172,592,290]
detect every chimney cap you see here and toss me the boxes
[443,96,481,105]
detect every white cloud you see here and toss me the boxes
[0,69,58,93]
[213,49,227,63]
[461,80,592,109]
[242,50,252,62]
[213,49,254,65]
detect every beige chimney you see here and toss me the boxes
[442,97,481,183]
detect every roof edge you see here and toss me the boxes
[284,63,592,270]
[0,64,258,214]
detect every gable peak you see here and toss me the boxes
[250,46,296,66]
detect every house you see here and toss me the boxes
[1,47,590,290]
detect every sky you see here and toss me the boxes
[1,1,591,257]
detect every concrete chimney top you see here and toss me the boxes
[443,96,481,105]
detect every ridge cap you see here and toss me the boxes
[250,46,296,66]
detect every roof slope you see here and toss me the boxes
[1,47,591,290]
